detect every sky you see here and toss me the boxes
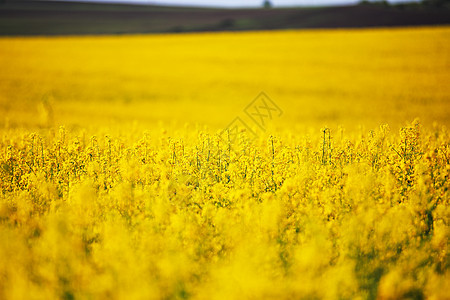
[150,0,360,7]
[87,0,421,8]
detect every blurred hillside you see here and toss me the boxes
[0,0,449,35]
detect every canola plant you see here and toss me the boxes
[0,26,449,299]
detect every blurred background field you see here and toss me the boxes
[1,0,449,36]
[0,26,449,134]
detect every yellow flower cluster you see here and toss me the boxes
[0,121,448,299]
[0,25,449,299]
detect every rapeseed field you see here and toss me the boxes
[0,27,449,299]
